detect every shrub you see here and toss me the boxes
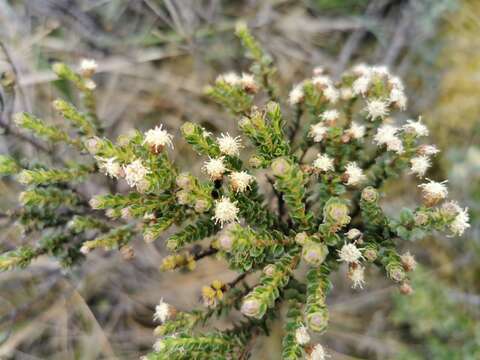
[0,24,469,359]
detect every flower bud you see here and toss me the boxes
[248,155,262,168]
[85,136,102,154]
[218,233,234,251]
[400,252,417,272]
[89,197,101,209]
[414,211,429,226]
[295,232,308,245]
[271,157,290,176]
[176,190,190,205]
[307,308,329,333]
[387,264,406,282]
[194,199,210,213]
[180,122,196,136]
[302,242,329,266]
[295,326,311,345]
[263,264,276,277]
[80,245,90,255]
[323,200,350,227]
[364,248,378,262]
[120,245,135,260]
[176,173,192,189]
[399,282,413,295]
[361,186,379,203]
[346,228,362,240]
[241,298,262,318]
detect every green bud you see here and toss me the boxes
[361,186,379,203]
[302,242,328,266]
[271,157,290,176]
[306,308,329,333]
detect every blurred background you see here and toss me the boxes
[0,0,479,359]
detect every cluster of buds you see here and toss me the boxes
[0,25,470,360]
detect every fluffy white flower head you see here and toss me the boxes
[229,171,254,193]
[289,84,305,105]
[217,133,242,156]
[390,88,407,110]
[96,157,122,179]
[213,197,239,226]
[154,298,174,323]
[348,265,366,289]
[295,325,310,345]
[410,156,431,178]
[308,344,329,360]
[143,124,174,151]
[309,123,328,142]
[418,179,448,203]
[312,75,332,88]
[320,109,339,123]
[344,162,366,186]
[403,118,429,137]
[217,72,241,86]
[123,159,150,188]
[323,86,339,104]
[240,73,257,92]
[365,98,390,120]
[352,75,370,96]
[374,124,404,154]
[338,243,363,263]
[203,157,227,180]
[348,122,366,140]
[450,207,470,236]
[80,58,97,75]
[418,144,440,156]
[313,154,334,172]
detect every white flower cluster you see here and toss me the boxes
[313,153,334,173]
[213,197,239,226]
[143,124,174,151]
[216,72,258,93]
[217,133,242,156]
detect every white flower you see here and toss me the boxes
[203,157,227,180]
[97,157,122,179]
[320,110,339,123]
[337,243,363,263]
[410,156,431,178]
[323,85,340,104]
[229,171,254,193]
[85,79,96,90]
[340,87,354,100]
[143,124,174,151]
[123,159,150,188]
[217,72,241,86]
[388,76,404,91]
[344,162,366,186]
[348,265,366,289]
[289,84,305,105]
[309,123,328,142]
[308,344,329,360]
[450,207,470,236]
[390,88,407,110]
[346,228,362,240]
[418,144,440,156]
[313,154,334,172]
[352,75,370,96]
[312,75,332,88]
[213,197,239,226]
[371,65,390,77]
[313,66,325,75]
[373,125,404,154]
[154,299,175,323]
[403,118,429,137]
[418,179,448,204]
[217,133,242,156]
[80,58,97,75]
[351,63,370,76]
[295,325,310,345]
[347,122,366,140]
[365,98,390,120]
[240,73,258,92]
[400,252,417,272]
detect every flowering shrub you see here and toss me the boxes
[0,23,470,359]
